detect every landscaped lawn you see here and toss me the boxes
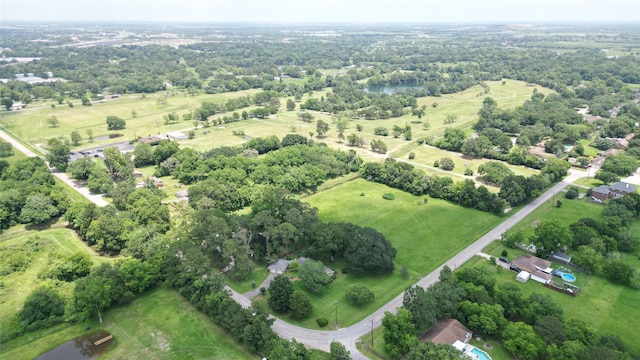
[2,286,259,360]
[505,195,604,239]
[271,263,416,329]
[465,257,640,354]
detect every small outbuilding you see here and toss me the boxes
[516,271,531,283]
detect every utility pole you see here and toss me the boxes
[371,319,374,346]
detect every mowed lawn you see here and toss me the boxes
[304,178,504,276]
[2,286,258,360]
[465,258,640,354]
[506,196,604,239]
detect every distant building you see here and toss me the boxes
[420,318,472,352]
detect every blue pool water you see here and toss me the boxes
[561,273,576,282]
[471,347,492,360]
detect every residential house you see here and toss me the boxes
[592,182,637,202]
[420,318,472,352]
[267,257,335,277]
[511,255,553,284]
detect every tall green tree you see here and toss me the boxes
[45,137,70,171]
[299,259,332,294]
[268,274,294,313]
[502,322,544,360]
[382,309,418,359]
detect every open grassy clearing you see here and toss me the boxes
[287,178,505,328]
[2,286,259,360]
[2,89,262,149]
[225,263,269,294]
[464,256,640,353]
[505,196,604,239]
[2,79,552,163]
[408,144,539,178]
[304,178,504,275]
[577,139,601,157]
[0,226,109,333]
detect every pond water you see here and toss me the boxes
[36,331,114,360]
[364,84,424,95]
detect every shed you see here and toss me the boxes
[516,271,531,283]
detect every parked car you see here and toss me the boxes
[499,257,509,263]
[509,264,520,272]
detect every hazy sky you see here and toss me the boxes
[2,0,639,23]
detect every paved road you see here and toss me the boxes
[225,169,588,359]
[0,128,109,207]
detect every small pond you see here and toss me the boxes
[37,331,114,360]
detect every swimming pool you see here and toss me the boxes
[561,272,576,282]
[471,347,492,360]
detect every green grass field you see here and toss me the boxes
[2,286,259,360]
[304,178,504,275]
[505,195,604,239]
[286,178,506,328]
[270,264,416,329]
[0,226,108,333]
[2,79,552,162]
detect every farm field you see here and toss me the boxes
[2,286,260,360]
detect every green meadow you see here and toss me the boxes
[2,286,259,360]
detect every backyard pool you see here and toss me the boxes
[471,347,492,360]
[561,272,576,282]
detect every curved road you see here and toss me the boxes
[0,128,109,207]
[2,127,590,359]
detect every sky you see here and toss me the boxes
[1,0,639,23]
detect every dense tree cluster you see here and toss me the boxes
[0,157,69,229]
[362,158,508,214]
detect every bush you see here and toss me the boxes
[408,152,415,160]
[565,188,579,199]
[501,250,508,257]
[374,127,389,136]
[382,193,395,200]
[464,168,473,176]
[433,160,440,167]
[316,317,329,327]
[260,287,266,295]
[439,157,455,171]
[346,284,375,306]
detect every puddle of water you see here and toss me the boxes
[36,331,114,360]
